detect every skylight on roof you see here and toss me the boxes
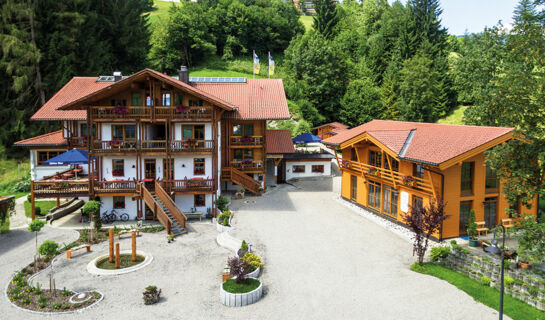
[188,77,246,83]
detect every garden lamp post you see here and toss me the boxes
[485,225,506,320]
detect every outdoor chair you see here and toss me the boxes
[476,221,489,236]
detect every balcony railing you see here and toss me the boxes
[69,137,89,148]
[32,180,89,198]
[231,136,264,146]
[94,180,137,193]
[92,140,138,153]
[231,160,264,171]
[339,160,435,195]
[170,140,214,153]
[90,106,213,120]
[161,179,214,193]
[141,140,167,152]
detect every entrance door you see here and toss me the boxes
[277,160,286,183]
[350,175,358,200]
[484,197,498,229]
[163,158,174,180]
[144,159,156,190]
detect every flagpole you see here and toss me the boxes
[268,51,271,79]
[253,50,255,79]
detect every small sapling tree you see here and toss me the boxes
[403,198,450,266]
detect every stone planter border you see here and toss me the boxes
[87,250,153,275]
[246,266,261,278]
[216,221,232,233]
[220,278,263,307]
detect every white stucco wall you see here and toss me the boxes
[173,123,212,140]
[173,155,213,180]
[100,196,138,220]
[285,160,331,181]
[175,193,212,215]
[102,156,138,180]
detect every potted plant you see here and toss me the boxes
[143,285,161,305]
[113,105,128,114]
[367,167,380,177]
[402,175,416,187]
[241,136,254,143]
[467,209,479,247]
[167,234,175,243]
[176,105,189,113]
[519,252,532,270]
[341,160,350,168]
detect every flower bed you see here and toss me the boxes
[220,278,262,307]
[216,210,233,232]
[7,267,102,313]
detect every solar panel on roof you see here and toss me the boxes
[188,77,246,83]
[97,75,115,82]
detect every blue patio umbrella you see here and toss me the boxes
[43,149,91,178]
[292,132,321,144]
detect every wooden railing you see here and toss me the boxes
[162,179,214,193]
[69,137,89,148]
[231,160,264,171]
[92,140,138,153]
[155,181,187,229]
[170,140,214,153]
[32,180,89,197]
[139,183,172,235]
[221,167,261,195]
[91,106,151,119]
[157,106,213,120]
[141,140,167,152]
[339,160,435,194]
[230,136,264,146]
[94,180,137,193]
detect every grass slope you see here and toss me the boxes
[412,263,545,320]
[0,159,29,198]
[0,214,8,234]
[300,15,313,31]
[24,200,57,218]
[149,0,179,26]
[437,105,468,125]
[189,55,286,79]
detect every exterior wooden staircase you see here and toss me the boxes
[221,167,261,195]
[138,181,187,237]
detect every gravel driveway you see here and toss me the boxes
[0,176,505,319]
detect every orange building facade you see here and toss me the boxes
[324,120,538,239]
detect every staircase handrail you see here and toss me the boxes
[139,182,173,234]
[155,181,187,229]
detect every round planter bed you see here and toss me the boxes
[216,221,232,233]
[246,266,261,278]
[220,278,262,307]
[87,250,153,275]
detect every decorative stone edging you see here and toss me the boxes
[4,276,104,315]
[87,250,153,275]
[246,267,260,278]
[220,278,263,307]
[216,221,232,233]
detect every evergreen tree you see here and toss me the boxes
[312,0,339,39]
[340,78,383,127]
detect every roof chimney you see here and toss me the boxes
[113,70,122,82]
[178,66,189,84]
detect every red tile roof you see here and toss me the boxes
[14,130,67,147]
[266,130,295,154]
[313,121,349,130]
[193,79,290,120]
[323,120,514,166]
[32,78,111,120]
[32,69,289,121]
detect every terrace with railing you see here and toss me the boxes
[231,160,264,171]
[339,160,435,195]
[161,178,214,193]
[230,136,264,146]
[91,139,214,154]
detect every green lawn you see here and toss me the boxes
[189,55,286,79]
[300,15,313,32]
[0,158,29,199]
[412,263,545,320]
[24,200,57,218]
[149,0,179,26]
[0,214,9,234]
[437,105,468,125]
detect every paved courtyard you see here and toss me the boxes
[0,176,505,319]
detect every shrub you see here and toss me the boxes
[481,276,491,286]
[145,285,157,292]
[504,276,515,287]
[217,210,233,226]
[430,246,450,261]
[228,256,250,284]
[467,209,477,238]
[60,287,72,297]
[528,284,539,297]
[238,240,249,257]
[38,240,59,259]
[52,303,62,309]
[35,207,41,216]
[82,200,101,231]
[28,220,46,233]
[242,252,263,272]
[216,196,229,212]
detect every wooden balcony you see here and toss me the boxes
[94,180,137,194]
[170,140,214,153]
[339,160,435,195]
[90,106,212,121]
[92,140,138,153]
[231,160,264,172]
[230,136,264,147]
[161,179,214,193]
[32,180,89,198]
[69,137,89,148]
[140,140,167,152]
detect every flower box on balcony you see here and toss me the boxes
[341,160,350,168]
[176,105,190,113]
[109,140,122,147]
[367,167,380,177]
[402,175,416,187]
[113,106,128,114]
[241,136,254,143]
[241,160,253,166]
[112,169,124,177]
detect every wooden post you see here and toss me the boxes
[30,188,35,221]
[109,229,114,263]
[56,197,60,208]
[131,231,136,262]
[115,243,120,269]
